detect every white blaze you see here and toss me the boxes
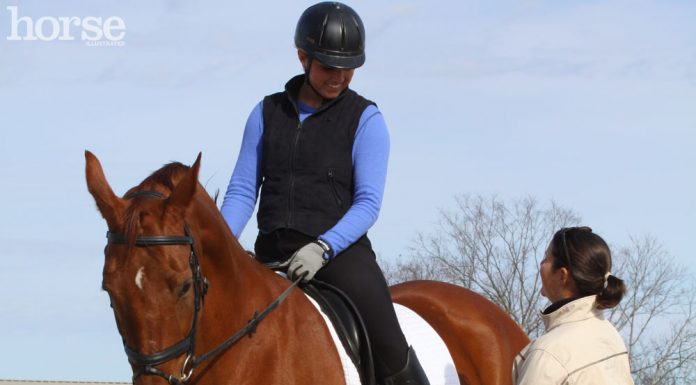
[135,267,145,290]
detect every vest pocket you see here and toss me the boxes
[327,168,344,209]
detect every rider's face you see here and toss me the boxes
[298,50,355,100]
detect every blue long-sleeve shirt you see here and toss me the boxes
[221,99,390,255]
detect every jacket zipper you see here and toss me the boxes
[286,120,302,227]
[327,168,344,209]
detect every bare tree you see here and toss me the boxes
[380,247,444,284]
[609,238,696,384]
[384,194,580,336]
[382,194,696,385]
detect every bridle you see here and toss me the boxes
[106,190,301,384]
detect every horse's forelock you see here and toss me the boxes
[140,162,191,193]
[121,162,192,247]
[124,206,140,252]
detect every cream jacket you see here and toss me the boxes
[512,295,634,385]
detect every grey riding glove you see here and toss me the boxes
[288,240,332,283]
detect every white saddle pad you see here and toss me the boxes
[396,304,460,385]
[307,296,460,385]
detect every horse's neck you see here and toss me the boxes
[191,198,279,326]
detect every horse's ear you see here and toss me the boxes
[85,150,125,227]
[166,152,201,216]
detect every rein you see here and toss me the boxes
[107,191,302,384]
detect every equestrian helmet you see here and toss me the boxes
[294,2,366,69]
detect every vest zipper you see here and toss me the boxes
[327,168,344,209]
[287,120,303,227]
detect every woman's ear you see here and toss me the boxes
[558,267,568,286]
[559,267,571,285]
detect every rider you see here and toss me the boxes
[221,2,429,384]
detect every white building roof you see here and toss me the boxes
[0,381,129,385]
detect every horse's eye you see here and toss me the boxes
[180,281,192,296]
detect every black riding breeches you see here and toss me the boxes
[255,229,409,379]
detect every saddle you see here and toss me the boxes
[303,280,376,385]
[258,258,375,385]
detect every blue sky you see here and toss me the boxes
[1,0,694,381]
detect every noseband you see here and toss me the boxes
[106,190,301,384]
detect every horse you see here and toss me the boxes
[391,281,529,385]
[85,151,528,385]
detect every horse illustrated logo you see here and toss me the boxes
[5,5,126,46]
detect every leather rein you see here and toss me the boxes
[106,191,301,384]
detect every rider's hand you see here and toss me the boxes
[288,241,331,283]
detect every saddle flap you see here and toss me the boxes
[304,280,375,385]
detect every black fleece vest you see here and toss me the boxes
[258,75,374,237]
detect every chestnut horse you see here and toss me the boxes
[391,281,529,385]
[85,151,528,385]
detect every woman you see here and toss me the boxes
[513,226,634,385]
[221,2,429,384]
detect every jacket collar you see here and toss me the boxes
[541,295,604,332]
[542,296,578,315]
[284,74,350,115]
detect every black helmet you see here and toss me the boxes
[294,2,365,69]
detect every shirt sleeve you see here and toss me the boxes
[514,348,568,385]
[319,104,389,255]
[220,101,263,238]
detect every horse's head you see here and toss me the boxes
[85,151,205,384]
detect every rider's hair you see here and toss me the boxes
[549,227,626,309]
